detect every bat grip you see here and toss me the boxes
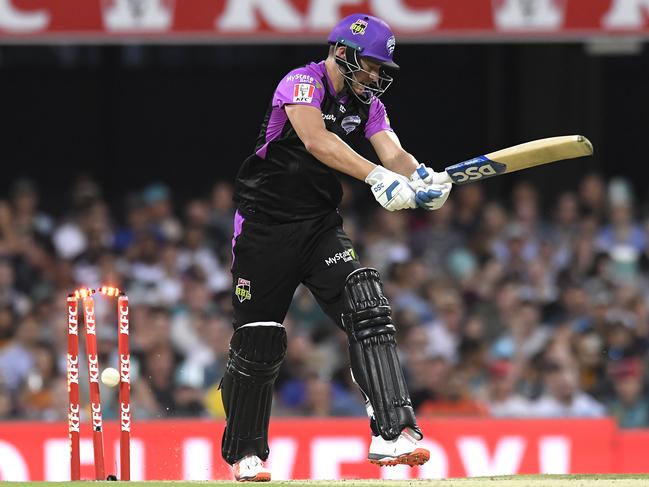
[437,171,453,185]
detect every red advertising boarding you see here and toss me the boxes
[1,418,642,481]
[0,1,648,41]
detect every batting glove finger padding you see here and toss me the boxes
[410,163,448,186]
[365,166,416,211]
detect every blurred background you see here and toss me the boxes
[1,0,649,480]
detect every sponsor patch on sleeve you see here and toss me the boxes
[293,83,315,103]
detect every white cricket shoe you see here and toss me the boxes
[232,455,271,482]
[368,428,430,467]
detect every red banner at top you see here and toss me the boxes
[0,0,648,42]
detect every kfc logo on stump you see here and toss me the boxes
[68,403,80,433]
[120,354,131,384]
[119,304,129,335]
[121,403,131,432]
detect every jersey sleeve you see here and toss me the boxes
[364,97,394,139]
[273,67,325,110]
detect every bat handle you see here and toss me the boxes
[437,171,453,185]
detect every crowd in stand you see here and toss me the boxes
[0,173,648,428]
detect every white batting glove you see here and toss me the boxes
[409,164,452,211]
[410,164,449,186]
[365,166,416,211]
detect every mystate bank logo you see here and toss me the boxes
[325,248,357,267]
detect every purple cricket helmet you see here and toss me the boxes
[328,14,399,69]
[327,14,398,103]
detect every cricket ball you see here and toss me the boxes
[101,367,120,387]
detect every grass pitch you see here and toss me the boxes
[8,475,649,487]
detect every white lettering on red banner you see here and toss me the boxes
[539,436,570,474]
[267,438,297,480]
[102,0,174,32]
[183,438,212,480]
[305,0,365,29]
[370,0,440,30]
[0,0,49,33]
[494,0,565,30]
[217,0,302,31]
[311,438,365,479]
[0,1,647,39]
[0,418,630,481]
[457,435,525,476]
[0,441,29,481]
[603,0,649,28]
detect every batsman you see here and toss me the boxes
[222,13,452,481]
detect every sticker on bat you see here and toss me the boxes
[446,156,507,184]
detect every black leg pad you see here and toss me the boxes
[221,323,287,464]
[342,268,422,441]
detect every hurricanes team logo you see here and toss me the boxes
[235,278,252,303]
[341,115,362,135]
[350,19,368,35]
[386,35,396,55]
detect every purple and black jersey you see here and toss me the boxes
[234,61,392,223]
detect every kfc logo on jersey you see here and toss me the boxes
[293,83,315,103]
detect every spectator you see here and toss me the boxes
[417,366,487,417]
[530,360,606,417]
[0,305,31,392]
[485,359,530,417]
[578,173,607,222]
[491,300,551,365]
[0,379,14,418]
[606,358,649,428]
[141,182,182,243]
[573,331,606,399]
[424,290,465,363]
[206,181,235,249]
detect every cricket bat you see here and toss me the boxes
[438,135,593,185]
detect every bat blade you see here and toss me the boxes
[442,135,593,185]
